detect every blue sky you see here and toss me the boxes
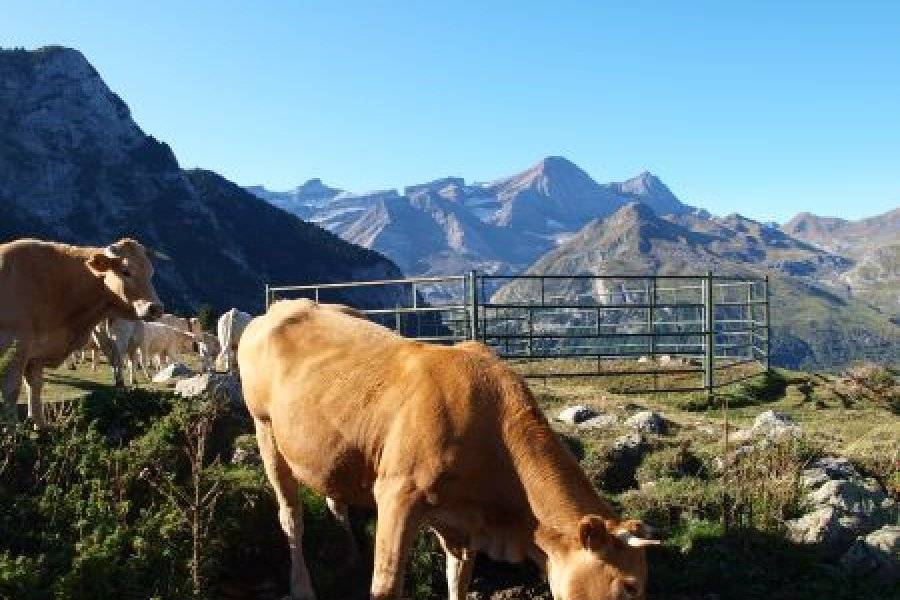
[6,1,900,222]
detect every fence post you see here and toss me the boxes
[704,271,715,398]
[647,278,655,358]
[764,275,771,374]
[468,270,479,341]
[747,281,754,360]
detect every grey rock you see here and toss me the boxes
[151,362,195,384]
[624,410,667,434]
[577,414,619,430]
[750,410,801,439]
[555,405,598,425]
[802,456,862,489]
[787,505,871,555]
[809,479,895,518]
[840,525,900,583]
[175,372,243,406]
[611,433,649,459]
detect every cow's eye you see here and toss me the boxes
[121,268,132,277]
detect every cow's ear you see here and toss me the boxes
[578,515,611,551]
[87,252,123,273]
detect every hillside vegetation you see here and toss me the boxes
[2,360,897,600]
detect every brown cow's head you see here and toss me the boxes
[87,238,164,322]
[548,517,658,600]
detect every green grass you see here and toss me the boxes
[10,358,900,600]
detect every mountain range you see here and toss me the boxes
[247,158,693,275]
[249,158,898,370]
[0,46,401,314]
[1,45,896,370]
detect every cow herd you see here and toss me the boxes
[0,237,659,600]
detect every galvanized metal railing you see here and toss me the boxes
[266,271,771,395]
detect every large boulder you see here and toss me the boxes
[840,525,900,583]
[555,405,598,425]
[175,372,243,407]
[151,362,195,384]
[787,467,898,557]
[624,410,667,434]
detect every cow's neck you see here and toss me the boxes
[498,379,615,567]
[56,259,131,344]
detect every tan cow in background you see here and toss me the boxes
[238,300,657,600]
[0,238,164,424]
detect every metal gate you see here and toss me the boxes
[266,271,770,394]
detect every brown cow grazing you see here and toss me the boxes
[238,300,658,600]
[0,238,164,424]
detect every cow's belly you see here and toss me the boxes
[30,327,89,366]
[273,415,377,507]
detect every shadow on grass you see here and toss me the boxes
[650,526,895,600]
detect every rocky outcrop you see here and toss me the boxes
[787,456,898,559]
[0,46,403,315]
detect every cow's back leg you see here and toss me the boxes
[370,478,425,599]
[432,529,474,600]
[255,417,316,600]
[23,360,44,426]
[0,338,25,422]
[325,497,360,564]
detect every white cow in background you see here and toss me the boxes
[128,321,197,381]
[216,308,252,372]
[195,332,221,373]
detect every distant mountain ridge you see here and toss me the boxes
[0,46,402,314]
[248,156,694,276]
[493,203,899,369]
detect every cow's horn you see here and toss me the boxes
[616,530,661,548]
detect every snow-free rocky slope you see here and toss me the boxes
[492,203,899,369]
[0,46,401,314]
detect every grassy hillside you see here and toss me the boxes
[2,359,897,600]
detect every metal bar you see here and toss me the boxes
[479,302,707,310]
[704,271,715,398]
[264,283,270,311]
[480,274,766,281]
[469,270,479,341]
[359,306,467,315]
[483,330,712,339]
[764,275,771,374]
[268,275,467,291]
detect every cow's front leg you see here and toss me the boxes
[433,530,474,600]
[23,360,45,426]
[371,478,425,600]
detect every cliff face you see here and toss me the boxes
[0,46,401,314]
